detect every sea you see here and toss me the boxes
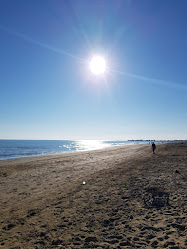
[0,139,169,161]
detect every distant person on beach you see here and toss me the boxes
[152,142,156,154]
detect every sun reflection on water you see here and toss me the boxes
[75,140,111,151]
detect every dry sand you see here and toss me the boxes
[0,142,186,249]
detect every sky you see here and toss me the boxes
[0,0,187,140]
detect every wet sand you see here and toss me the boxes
[0,142,186,248]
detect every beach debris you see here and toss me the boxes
[144,187,169,208]
[82,181,86,185]
[175,170,180,174]
[152,197,165,207]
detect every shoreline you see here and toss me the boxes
[0,142,186,248]
[0,140,178,162]
[0,143,148,166]
[0,142,145,162]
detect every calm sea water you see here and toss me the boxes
[0,140,164,160]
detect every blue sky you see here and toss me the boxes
[0,0,186,140]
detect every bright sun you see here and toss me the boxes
[89,55,106,75]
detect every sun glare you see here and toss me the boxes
[89,55,106,75]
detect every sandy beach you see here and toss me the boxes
[0,142,186,248]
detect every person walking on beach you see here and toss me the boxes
[152,142,156,154]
